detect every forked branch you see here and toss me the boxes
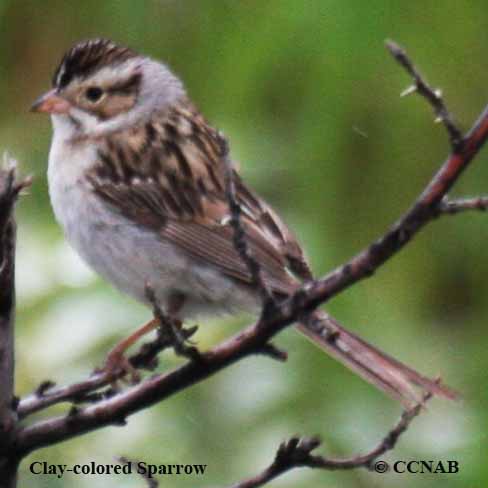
[231,394,430,487]
[386,39,463,150]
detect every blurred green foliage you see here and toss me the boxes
[1,1,487,487]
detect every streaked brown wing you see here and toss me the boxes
[91,175,297,294]
[233,174,313,281]
[88,100,311,294]
[164,220,295,294]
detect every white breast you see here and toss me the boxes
[47,115,258,318]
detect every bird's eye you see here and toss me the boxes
[85,87,104,103]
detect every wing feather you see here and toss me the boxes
[88,100,310,294]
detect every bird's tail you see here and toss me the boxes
[296,311,458,408]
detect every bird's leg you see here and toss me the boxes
[100,292,190,383]
[152,292,200,359]
[166,291,185,324]
[102,318,160,383]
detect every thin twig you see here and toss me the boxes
[231,393,431,488]
[17,324,198,418]
[220,135,286,359]
[284,98,488,322]
[437,195,488,215]
[386,40,463,150]
[220,137,275,307]
[255,343,288,361]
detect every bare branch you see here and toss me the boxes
[18,323,198,418]
[438,195,488,215]
[230,437,321,488]
[255,342,288,362]
[231,393,431,487]
[285,98,488,321]
[0,155,30,488]
[386,40,463,150]
[220,137,275,307]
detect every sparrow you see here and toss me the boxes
[31,39,456,408]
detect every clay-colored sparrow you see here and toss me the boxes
[31,39,455,407]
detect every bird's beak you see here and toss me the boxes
[30,89,71,114]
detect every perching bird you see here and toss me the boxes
[31,39,456,408]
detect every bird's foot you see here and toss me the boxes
[95,349,141,385]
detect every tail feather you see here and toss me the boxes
[296,311,459,409]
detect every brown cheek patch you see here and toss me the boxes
[95,94,137,120]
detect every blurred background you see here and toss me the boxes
[1,1,487,487]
